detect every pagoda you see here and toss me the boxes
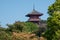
[26,6,47,34]
[26,8,43,25]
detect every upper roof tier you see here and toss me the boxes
[26,9,43,17]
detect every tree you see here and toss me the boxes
[0,31,12,40]
[43,0,60,40]
[48,0,60,15]
[23,22,38,33]
[7,21,38,33]
[7,21,24,32]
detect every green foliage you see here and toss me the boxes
[23,22,38,32]
[7,21,38,33]
[47,11,60,30]
[0,30,12,40]
[0,27,6,31]
[43,11,60,40]
[55,30,60,40]
[48,0,60,15]
[43,0,60,40]
[0,21,38,40]
[40,20,47,23]
[7,22,24,32]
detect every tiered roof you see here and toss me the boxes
[26,9,43,17]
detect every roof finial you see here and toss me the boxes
[33,4,35,11]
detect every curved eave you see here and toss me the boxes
[28,20,40,22]
[26,14,43,17]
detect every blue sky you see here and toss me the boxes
[0,0,55,27]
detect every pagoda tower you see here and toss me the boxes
[26,8,43,25]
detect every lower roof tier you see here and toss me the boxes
[28,19,40,21]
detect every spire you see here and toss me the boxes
[33,4,35,11]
